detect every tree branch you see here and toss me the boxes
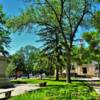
[45,0,69,49]
[70,0,88,47]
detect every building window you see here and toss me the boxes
[82,67,87,74]
[95,64,98,70]
[95,64,99,73]
[71,65,75,70]
[95,67,98,70]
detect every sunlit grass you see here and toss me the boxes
[10,79,97,100]
[11,78,67,85]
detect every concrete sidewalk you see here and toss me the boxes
[93,86,100,94]
[0,84,40,99]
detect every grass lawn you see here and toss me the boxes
[11,78,66,85]
[10,78,97,100]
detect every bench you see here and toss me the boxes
[39,82,47,87]
[0,88,13,99]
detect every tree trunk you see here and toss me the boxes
[98,61,100,78]
[15,71,18,79]
[48,56,52,77]
[15,74,18,79]
[27,74,30,79]
[56,65,59,81]
[60,67,63,77]
[55,32,60,81]
[40,74,43,80]
[66,49,71,83]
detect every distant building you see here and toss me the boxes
[62,62,100,78]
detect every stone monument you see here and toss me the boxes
[0,53,12,88]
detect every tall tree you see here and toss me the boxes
[12,52,25,79]
[38,26,64,80]
[0,5,11,56]
[19,45,39,78]
[7,0,96,82]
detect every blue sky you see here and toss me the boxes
[0,0,43,54]
[0,0,100,54]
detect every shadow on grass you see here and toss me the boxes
[12,81,27,84]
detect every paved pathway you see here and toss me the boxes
[0,84,40,99]
[93,86,100,94]
[72,77,100,94]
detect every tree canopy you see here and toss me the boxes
[0,5,11,56]
[6,0,99,82]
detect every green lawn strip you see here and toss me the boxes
[11,78,66,85]
[10,79,97,100]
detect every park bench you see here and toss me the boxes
[39,82,47,87]
[0,88,13,99]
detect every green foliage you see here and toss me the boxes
[96,0,100,2]
[6,0,97,82]
[82,31,100,61]
[19,45,39,73]
[0,5,6,24]
[7,0,94,34]
[6,62,16,77]
[93,11,100,32]
[0,5,11,55]
[8,45,50,77]
[7,51,26,78]
[0,31,11,55]
[72,46,91,65]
